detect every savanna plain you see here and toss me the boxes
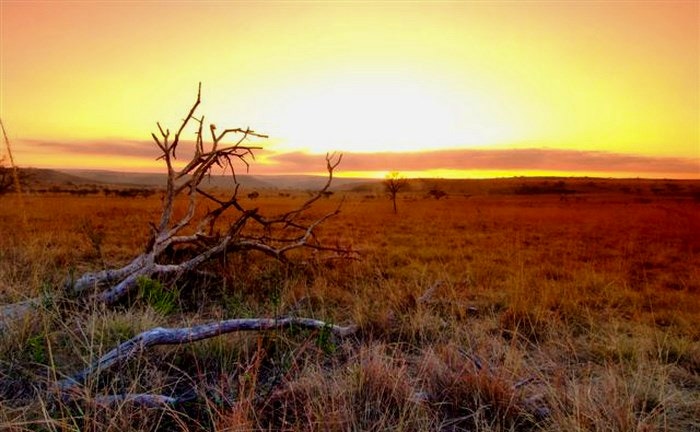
[1,178,699,431]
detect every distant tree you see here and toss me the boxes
[383,171,408,214]
[247,191,260,199]
[428,187,447,200]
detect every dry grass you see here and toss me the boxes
[1,182,699,431]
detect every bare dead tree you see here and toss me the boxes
[383,171,409,214]
[66,83,350,305]
[0,84,351,325]
[0,85,358,405]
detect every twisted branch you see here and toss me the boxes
[61,84,352,305]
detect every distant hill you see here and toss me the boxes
[3,168,339,194]
[61,169,275,190]
[7,167,374,192]
[18,168,107,188]
[59,170,166,187]
[59,169,372,191]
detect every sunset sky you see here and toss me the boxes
[1,1,698,178]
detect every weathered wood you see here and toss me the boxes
[58,317,357,391]
[68,255,149,295]
[91,393,183,407]
[0,298,40,330]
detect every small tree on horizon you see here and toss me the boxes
[428,187,447,200]
[383,171,408,214]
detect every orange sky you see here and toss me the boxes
[1,1,698,178]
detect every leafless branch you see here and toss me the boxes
[59,84,353,305]
[90,393,184,408]
[58,317,357,392]
[0,85,358,413]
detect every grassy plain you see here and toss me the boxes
[0,179,699,431]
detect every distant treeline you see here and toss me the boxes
[512,180,576,195]
[29,186,159,198]
[350,177,700,201]
[7,176,700,202]
[494,179,700,199]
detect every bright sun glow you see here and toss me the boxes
[263,73,522,154]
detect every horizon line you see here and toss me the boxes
[14,165,700,182]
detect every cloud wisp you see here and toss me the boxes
[264,148,700,177]
[17,139,161,159]
[13,138,700,178]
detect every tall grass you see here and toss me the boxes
[1,187,699,430]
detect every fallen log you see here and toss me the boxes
[58,316,357,397]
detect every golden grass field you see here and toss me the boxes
[0,179,699,431]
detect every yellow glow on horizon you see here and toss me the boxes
[1,1,697,176]
[333,169,698,180]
